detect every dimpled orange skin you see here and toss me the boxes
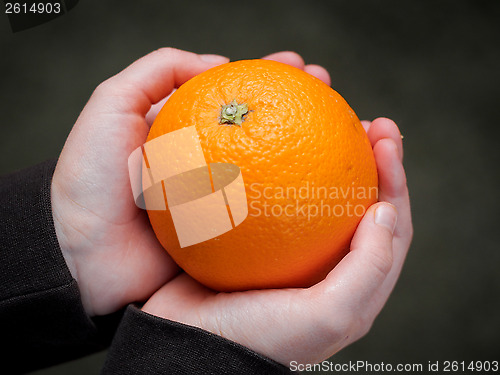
[146,59,378,292]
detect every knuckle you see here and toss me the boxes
[150,47,179,59]
[313,300,377,350]
[343,313,373,344]
[369,247,393,280]
[92,79,113,98]
[357,314,375,338]
[349,308,377,342]
[316,308,352,342]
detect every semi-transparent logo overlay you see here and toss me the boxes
[128,126,248,248]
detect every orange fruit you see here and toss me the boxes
[145,59,378,292]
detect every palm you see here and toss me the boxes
[51,50,413,369]
[143,116,413,367]
[144,273,343,366]
[52,107,179,316]
[51,50,333,317]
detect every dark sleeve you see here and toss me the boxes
[0,160,294,374]
[0,160,118,374]
[102,305,294,375]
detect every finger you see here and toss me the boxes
[367,117,404,161]
[373,138,412,245]
[262,51,305,69]
[304,64,331,86]
[318,202,397,315]
[92,48,229,116]
[361,120,371,133]
[142,273,214,323]
[145,90,175,126]
[373,138,413,305]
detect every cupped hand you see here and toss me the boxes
[50,48,332,318]
[51,48,232,316]
[142,110,413,367]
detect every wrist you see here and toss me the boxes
[51,176,94,316]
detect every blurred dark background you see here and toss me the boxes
[1,0,499,374]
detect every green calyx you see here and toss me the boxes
[219,99,249,126]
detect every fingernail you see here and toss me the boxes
[360,120,371,132]
[374,204,397,234]
[199,54,229,64]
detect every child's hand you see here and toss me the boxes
[143,117,413,366]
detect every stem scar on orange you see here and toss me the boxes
[145,59,378,292]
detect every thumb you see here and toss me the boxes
[321,202,397,313]
[89,48,229,116]
[53,49,229,220]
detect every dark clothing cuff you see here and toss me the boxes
[0,160,116,373]
[102,305,293,375]
[0,160,293,374]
